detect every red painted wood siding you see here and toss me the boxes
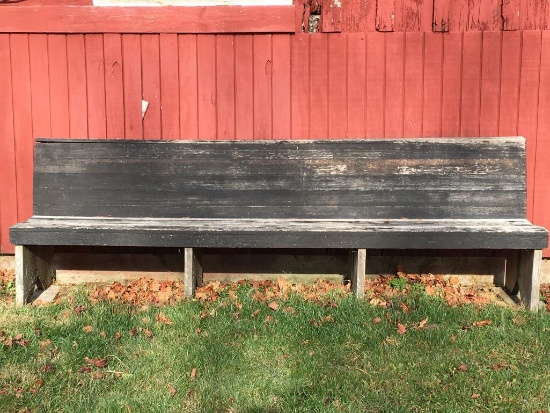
[1,31,550,255]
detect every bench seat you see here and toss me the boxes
[11,217,548,250]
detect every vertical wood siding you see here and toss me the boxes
[1,31,550,255]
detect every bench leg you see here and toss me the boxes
[15,245,55,306]
[184,248,203,298]
[518,250,542,311]
[350,249,366,298]
[506,250,541,311]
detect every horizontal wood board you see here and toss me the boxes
[31,138,527,220]
[10,218,548,249]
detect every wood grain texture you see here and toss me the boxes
[67,35,88,138]
[534,30,550,255]
[11,217,548,250]
[235,35,254,140]
[28,138,530,222]
[10,34,34,222]
[441,32,462,137]
[460,32,482,136]
[403,32,423,137]
[272,35,291,139]
[29,34,52,139]
[178,35,198,140]
[253,35,273,139]
[0,35,18,253]
[216,35,235,140]
[159,34,180,140]
[422,33,443,137]
[0,5,296,34]
[385,33,404,138]
[518,31,542,220]
[103,34,125,139]
[85,34,107,139]
[291,34,309,139]
[122,34,143,139]
[346,34,366,138]
[365,32,385,138]
[141,34,162,140]
[479,31,502,137]
[499,32,521,136]
[197,35,217,140]
[309,35,328,139]
[47,35,70,138]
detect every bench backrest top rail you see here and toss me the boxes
[33,137,527,220]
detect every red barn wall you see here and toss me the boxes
[1,1,550,255]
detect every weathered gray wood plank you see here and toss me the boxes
[351,249,366,298]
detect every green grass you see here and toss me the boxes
[1,285,549,413]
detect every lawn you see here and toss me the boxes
[1,271,549,413]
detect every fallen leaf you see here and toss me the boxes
[35,379,44,389]
[144,329,153,339]
[264,315,273,324]
[373,317,382,324]
[169,384,177,396]
[417,317,429,329]
[473,320,492,327]
[84,357,108,368]
[14,333,23,341]
[251,309,260,318]
[471,393,480,399]
[459,364,468,372]
[83,325,94,333]
[79,366,92,374]
[190,368,197,382]
[268,301,279,311]
[74,305,87,315]
[449,276,459,286]
[39,339,52,348]
[398,301,411,313]
[40,364,55,373]
[397,323,407,335]
[114,332,121,340]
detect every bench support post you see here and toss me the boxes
[505,249,541,311]
[350,249,366,298]
[184,248,203,298]
[15,245,55,306]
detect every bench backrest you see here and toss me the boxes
[33,138,527,220]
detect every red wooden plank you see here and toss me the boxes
[502,0,520,30]
[460,32,482,137]
[85,34,107,139]
[29,34,52,139]
[103,33,125,139]
[322,0,343,32]
[403,32,423,137]
[67,35,88,138]
[253,34,273,140]
[346,33,366,138]
[0,35,18,253]
[122,34,143,139]
[517,30,542,220]
[422,33,443,137]
[291,34,309,139]
[341,0,376,32]
[272,34,291,139]
[521,0,543,30]
[366,32,385,138]
[448,1,469,31]
[479,31,502,136]
[376,0,395,32]
[498,31,521,136]
[309,35,328,139]
[159,33,179,140]
[327,34,347,139]
[235,35,254,140]
[216,35,236,140]
[433,0,450,32]
[397,0,425,32]
[48,35,70,138]
[141,34,162,140]
[534,30,550,256]
[441,32,462,137]
[197,35,217,140]
[179,34,198,140]
[10,34,34,222]
[385,32,404,138]
[472,0,501,31]
[0,6,296,34]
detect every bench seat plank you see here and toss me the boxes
[11,217,548,250]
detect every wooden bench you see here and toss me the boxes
[10,137,548,309]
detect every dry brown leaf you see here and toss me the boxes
[449,276,459,286]
[83,325,94,333]
[144,329,153,339]
[190,368,197,382]
[471,393,480,399]
[373,317,382,324]
[473,320,492,327]
[398,301,411,313]
[268,301,279,311]
[417,317,429,329]
[397,323,407,335]
[459,364,468,372]
[169,384,177,396]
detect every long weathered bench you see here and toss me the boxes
[10,137,548,309]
